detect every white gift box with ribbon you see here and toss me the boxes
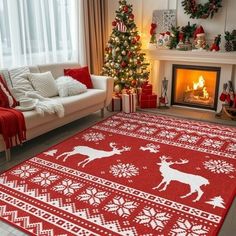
[122,93,137,113]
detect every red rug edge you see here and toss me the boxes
[215,190,236,235]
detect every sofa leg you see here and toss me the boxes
[101,108,104,118]
[5,149,11,161]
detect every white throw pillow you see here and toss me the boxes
[9,66,35,100]
[28,71,58,97]
[56,76,87,97]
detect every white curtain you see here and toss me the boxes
[0,0,80,68]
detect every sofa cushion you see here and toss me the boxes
[28,71,58,98]
[56,89,106,115]
[64,66,93,89]
[38,62,80,79]
[56,76,87,97]
[23,89,106,130]
[9,66,35,100]
[0,75,18,108]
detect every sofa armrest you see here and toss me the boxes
[91,75,114,107]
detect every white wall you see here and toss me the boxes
[108,0,236,47]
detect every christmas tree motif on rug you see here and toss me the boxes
[56,143,131,167]
[206,196,226,209]
[101,0,149,92]
[153,156,209,202]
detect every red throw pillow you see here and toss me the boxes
[0,75,18,108]
[64,66,93,89]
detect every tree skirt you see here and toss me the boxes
[0,112,235,235]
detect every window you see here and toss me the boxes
[0,0,78,67]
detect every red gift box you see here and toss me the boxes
[140,94,157,108]
[107,96,122,111]
[142,83,153,95]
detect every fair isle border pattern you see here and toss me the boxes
[30,157,221,224]
[92,114,236,159]
[116,113,236,139]
[0,191,96,235]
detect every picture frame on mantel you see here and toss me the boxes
[152,9,176,36]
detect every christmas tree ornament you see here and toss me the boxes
[117,22,127,32]
[181,0,222,19]
[121,50,126,55]
[114,84,121,93]
[112,21,117,27]
[129,13,134,19]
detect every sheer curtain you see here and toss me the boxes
[0,0,78,68]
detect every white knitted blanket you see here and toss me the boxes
[25,92,64,118]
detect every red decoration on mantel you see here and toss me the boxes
[0,112,235,235]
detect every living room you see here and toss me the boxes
[0,0,235,235]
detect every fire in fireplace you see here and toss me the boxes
[171,65,220,110]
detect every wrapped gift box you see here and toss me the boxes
[122,93,137,113]
[140,94,157,108]
[107,96,122,111]
[142,83,153,95]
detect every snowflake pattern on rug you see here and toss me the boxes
[82,132,105,142]
[203,159,235,174]
[104,196,138,218]
[158,130,177,139]
[226,143,236,152]
[178,134,199,144]
[201,139,223,149]
[120,123,138,131]
[103,119,120,127]
[110,163,139,178]
[78,187,109,206]
[138,127,157,135]
[53,179,83,196]
[170,218,209,235]
[31,172,58,187]
[11,165,38,179]
[135,207,171,230]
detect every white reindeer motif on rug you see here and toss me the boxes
[153,156,209,202]
[56,142,131,167]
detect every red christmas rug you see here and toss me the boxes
[0,112,235,235]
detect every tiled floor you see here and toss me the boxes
[0,108,235,235]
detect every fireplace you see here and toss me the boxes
[171,64,220,111]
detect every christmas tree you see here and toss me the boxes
[101,0,149,93]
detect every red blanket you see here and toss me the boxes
[0,108,26,149]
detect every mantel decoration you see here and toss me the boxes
[181,0,223,19]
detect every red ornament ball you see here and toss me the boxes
[129,13,134,19]
[136,35,140,41]
[131,80,137,86]
[123,5,129,13]
[132,39,137,44]
[127,51,132,57]
[121,61,127,68]
[112,21,117,27]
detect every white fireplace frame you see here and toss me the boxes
[145,49,236,112]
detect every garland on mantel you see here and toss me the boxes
[181,0,223,19]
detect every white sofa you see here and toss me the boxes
[0,62,113,160]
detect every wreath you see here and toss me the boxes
[181,0,222,19]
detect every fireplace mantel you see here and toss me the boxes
[144,49,236,112]
[145,49,236,65]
